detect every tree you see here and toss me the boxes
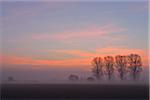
[91,57,103,80]
[68,74,79,81]
[115,55,128,80]
[104,56,114,80]
[8,76,14,82]
[87,77,95,81]
[127,54,142,80]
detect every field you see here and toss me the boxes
[1,84,149,100]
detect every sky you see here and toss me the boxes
[0,1,149,82]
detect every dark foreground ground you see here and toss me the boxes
[1,84,149,100]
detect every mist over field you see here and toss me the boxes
[1,64,149,84]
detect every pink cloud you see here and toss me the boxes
[2,55,91,67]
[2,47,148,67]
[49,50,97,58]
[49,47,147,58]
[95,47,146,55]
[47,47,148,66]
[31,24,126,42]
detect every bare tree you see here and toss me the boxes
[91,57,103,80]
[104,56,114,80]
[68,74,79,81]
[87,77,95,81]
[127,54,142,80]
[115,55,128,80]
[8,76,14,82]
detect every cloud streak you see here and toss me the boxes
[32,24,126,42]
[2,55,90,67]
[2,47,148,67]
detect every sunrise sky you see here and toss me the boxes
[1,1,149,81]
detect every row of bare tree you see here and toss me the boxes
[92,54,142,80]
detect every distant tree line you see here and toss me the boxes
[92,54,142,81]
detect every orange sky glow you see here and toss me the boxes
[2,47,149,68]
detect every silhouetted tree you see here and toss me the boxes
[104,56,114,80]
[87,77,95,81]
[68,74,79,81]
[91,57,103,80]
[127,54,142,80]
[8,76,14,82]
[115,55,128,80]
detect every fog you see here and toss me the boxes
[1,65,149,84]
